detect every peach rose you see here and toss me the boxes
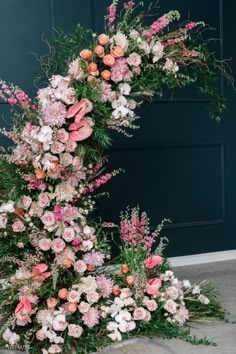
[35,168,46,179]
[103,54,115,67]
[94,45,105,57]
[112,285,121,296]
[66,302,77,313]
[101,70,111,81]
[80,49,92,61]
[111,45,125,58]
[88,62,98,72]
[144,255,163,269]
[63,258,73,268]
[47,298,58,309]
[98,33,109,46]
[58,288,69,300]
[126,276,134,286]
[146,278,162,296]
[121,264,129,274]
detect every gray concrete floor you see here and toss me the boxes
[1,260,236,354]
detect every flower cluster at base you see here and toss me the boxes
[0,1,226,353]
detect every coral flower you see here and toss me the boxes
[121,264,129,274]
[94,45,105,57]
[126,275,134,285]
[101,70,111,81]
[88,62,98,72]
[14,208,25,217]
[80,49,92,60]
[98,33,110,46]
[111,45,125,58]
[47,298,58,309]
[31,263,51,282]
[63,258,73,268]
[65,302,77,313]
[103,54,116,67]
[34,168,46,179]
[49,161,60,174]
[87,264,96,272]
[15,298,32,319]
[112,285,121,296]
[58,288,69,300]
[144,255,163,269]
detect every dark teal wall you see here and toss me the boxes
[0,0,235,256]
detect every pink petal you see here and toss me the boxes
[32,263,48,274]
[69,122,81,131]
[43,271,51,279]
[69,123,93,141]
[67,100,87,119]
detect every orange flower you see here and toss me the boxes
[103,54,116,67]
[98,33,110,46]
[94,45,105,58]
[58,288,69,300]
[66,302,77,313]
[63,258,73,268]
[80,49,93,61]
[88,62,98,72]
[47,298,58,309]
[121,264,129,274]
[34,168,46,179]
[49,161,60,174]
[111,45,125,58]
[101,70,111,81]
[87,264,96,272]
[112,285,121,296]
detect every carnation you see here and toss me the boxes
[41,101,67,127]
[78,301,91,314]
[96,275,113,298]
[165,286,179,300]
[82,307,100,328]
[174,305,189,325]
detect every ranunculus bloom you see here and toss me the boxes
[58,288,69,300]
[94,45,105,57]
[88,62,98,72]
[38,238,52,251]
[47,298,58,309]
[103,54,116,67]
[80,49,92,60]
[111,45,125,58]
[146,278,162,295]
[35,168,46,179]
[31,263,51,282]
[68,324,83,338]
[98,33,110,46]
[144,255,163,269]
[65,302,77,313]
[101,70,111,81]
[133,307,146,320]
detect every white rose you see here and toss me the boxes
[68,324,83,338]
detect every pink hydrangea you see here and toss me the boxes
[82,307,100,328]
[41,101,67,127]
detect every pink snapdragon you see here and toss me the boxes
[150,14,170,35]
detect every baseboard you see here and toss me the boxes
[169,249,236,267]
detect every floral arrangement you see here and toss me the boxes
[0,1,228,353]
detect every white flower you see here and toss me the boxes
[68,324,83,338]
[0,200,15,213]
[87,290,99,304]
[37,126,53,148]
[198,294,210,305]
[129,29,139,40]
[68,57,85,81]
[120,288,132,300]
[81,240,93,251]
[107,329,122,341]
[50,75,70,90]
[112,31,129,50]
[127,320,136,331]
[163,58,179,73]
[48,344,62,353]
[166,286,179,300]
[152,42,164,63]
[192,285,201,295]
[0,214,8,229]
[74,260,87,274]
[112,95,128,109]
[2,328,20,346]
[115,310,132,323]
[137,38,150,54]
[78,301,90,314]
[112,106,130,119]
[127,53,141,67]
[67,290,80,303]
[52,314,67,331]
[118,83,131,95]
[182,280,191,289]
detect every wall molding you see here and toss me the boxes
[169,249,236,267]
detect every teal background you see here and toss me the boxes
[0,0,235,257]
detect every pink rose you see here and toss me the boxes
[146,299,157,312]
[65,140,77,152]
[133,307,147,320]
[74,260,87,273]
[127,53,141,66]
[164,299,177,314]
[36,329,46,341]
[143,310,151,322]
[146,278,162,296]
[72,156,82,169]
[57,129,69,143]
[12,220,26,233]
[63,227,75,242]
[166,286,179,300]
[86,291,99,304]
[60,152,73,166]
[51,142,65,154]
[38,238,52,251]
[67,290,80,303]
[38,193,50,208]
[48,344,62,353]
[78,301,90,314]
[21,196,32,210]
[144,255,163,269]
[51,238,66,253]
[68,324,83,338]
[41,211,56,227]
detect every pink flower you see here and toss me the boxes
[68,324,83,338]
[146,299,157,312]
[146,278,162,295]
[133,307,147,320]
[67,290,80,303]
[69,120,93,142]
[166,286,179,300]
[51,238,66,253]
[12,220,26,233]
[164,299,177,314]
[143,310,151,322]
[60,152,73,166]
[51,142,65,154]
[36,329,46,341]
[83,251,105,267]
[111,58,133,83]
[52,314,67,331]
[31,263,51,282]
[144,255,163,269]
[67,99,93,119]
[48,344,62,353]
[78,301,91,314]
[38,238,52,251]
[82,307,100,328]
[41,101,67,127]
[38,193,50,208]
[74,260,87,273]
[2,328,20,346]
[41,211,56,227]
[127,52,141,66]
[63,227,75,242]
[21,195,32,210]
[65,140,77,152]
[57,129,69,143]
[174,305,189,325]
[86,291,99,304]
[96,275,113,298]
[15,298,32,325]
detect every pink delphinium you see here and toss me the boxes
[96,275,113,298]
[107,0,118,32]
[41,101,67,127]
[82,307,100,328]
[150,14,170,35]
